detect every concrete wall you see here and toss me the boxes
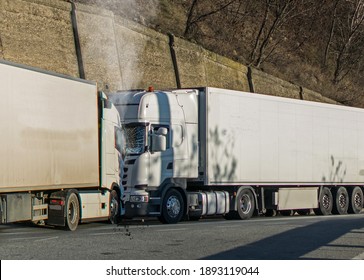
[113,17,175,90]
[174,37,250,92]
[0,0,78,76]
[76,4,122,91]
[0,0,337,105]
[250,68,301,99]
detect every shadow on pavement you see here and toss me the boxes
[202,216,364,260]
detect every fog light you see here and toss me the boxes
[130,195,149,203]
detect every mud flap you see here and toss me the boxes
[47,191,67,227]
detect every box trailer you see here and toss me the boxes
[0,60,123,230]
[109,87,364,223]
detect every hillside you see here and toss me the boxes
[74,0,364,107]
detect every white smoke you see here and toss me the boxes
[111,0,161,91]
[75,0,160,91]
[85,0,160,24]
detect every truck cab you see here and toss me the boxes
[108,89,199,223]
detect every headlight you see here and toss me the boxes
[130,195,149,203]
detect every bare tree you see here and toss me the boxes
[332,0,364,84]
[249,0,305,67]
[323,0,340,68]
[183,0,238,38]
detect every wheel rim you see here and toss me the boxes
[322,194,331,210]
[166,195,181,218]
[354,192,362,208]
[68,200,77,224]
[338,193,347,209]
[110,196,118,219]
[240,194,252,214]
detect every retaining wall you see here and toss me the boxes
[0,0,337,105]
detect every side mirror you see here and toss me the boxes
[156,127,168,136]
[151,127,168,152]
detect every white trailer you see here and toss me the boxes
[0,60,123,230]
[109,87,364,223]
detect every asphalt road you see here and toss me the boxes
[1,214,364,260]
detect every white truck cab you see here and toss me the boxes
[109,89,199,223]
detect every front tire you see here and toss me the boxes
[159,189,184,224]
[109,189,120,224]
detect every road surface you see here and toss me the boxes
[1,214,364,260]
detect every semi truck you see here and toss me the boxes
[0,60,124,231]
[109,87,364,224]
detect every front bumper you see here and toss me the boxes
[124,201,149,218]
[124,196,161,219]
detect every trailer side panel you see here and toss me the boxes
[204,87,364,186]
[0,61,99,193]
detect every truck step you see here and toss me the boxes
[32,203,48,221]
[33,204,48,211]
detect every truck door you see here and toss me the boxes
[149,125,173,186]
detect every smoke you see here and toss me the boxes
[78,0,161,25]
[74,0,160,91]
[113,0,161,90]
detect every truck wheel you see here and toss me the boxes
[236,189,255,220]
[332,187,349,215]
[159,189,184,224]
[109,189,120,224]
[348,187,363,214]
[65,192,80,231]
[314,187,333,216]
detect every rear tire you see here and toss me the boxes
[65,192,80,231]
[236,188,255,220]
[332,187,349,215]
[159,189,184,224]
[348,187,363,214]
[314,187,333,216]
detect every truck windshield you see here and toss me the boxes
[123,124,146,155]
